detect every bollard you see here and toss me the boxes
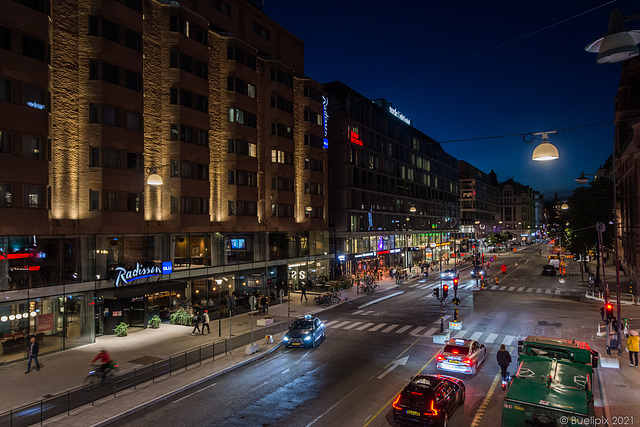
[265,334,274,343]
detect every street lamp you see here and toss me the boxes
[215,278,223,336]
[523,131,560,161]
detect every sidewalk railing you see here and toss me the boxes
[0,340,228,427]
[584,289,639,305]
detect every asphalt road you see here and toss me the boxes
[112,244,599,427]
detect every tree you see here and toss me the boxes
[564,176,614,287]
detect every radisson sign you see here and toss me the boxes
[388,106,411,125]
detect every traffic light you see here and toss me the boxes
[433,288,439,299]
[605,303,614,320]
[442,284,449,299]
[453,278,459,292]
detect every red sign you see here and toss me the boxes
[350,130,363,146]
[37,313,54,332]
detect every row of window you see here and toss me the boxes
[89,103,141,131]
[170,124,208,146]
[228,170,257,186]
[271,95,292,113]
[304,134,324,149]
[270,68,293,88]
[170,88,208,113]
[89,190,140,212]
[228,108,257,128]
[228,139,256,157]
[227,45,257,69]
[89,59,142,92]
[170,160,209,180]
[90,147,142,170]
[171,196,209,214]
[304,110,322,126]
[169,15,207,45]
[303,85,323,102]
[170,51,208,79]
[0,78,47,111]
[0,130,48,159]
[228,76,256,98]
[88,16,142,52]
[251,21,270,41]
[0,183,45,208]
[0,25,47,62]
[209,0,231,16]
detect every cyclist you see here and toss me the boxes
[91,348,114,379]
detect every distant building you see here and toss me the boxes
[458,162,501,244]
[500,178,538,243]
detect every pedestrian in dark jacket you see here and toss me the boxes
[191,312,201,335]
[497,344,511,389]
[25,336,41,373]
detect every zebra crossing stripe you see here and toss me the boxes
[323,320,340,327]
[343,322,362,330]
[395,325,412,334]
[410,283,422,288]
[382,324,400,333]
[498,286,506,291]
[491,285,498,290]
[353,310,365,315]
[357,310,375,316]
[485,333,498,344]
[470,331,483,341]
[418,284,431,289]
[333,321,352,328]
[555,290,562,295]
[536,288,543,293]
[507,286,515,291]
[502,335,516,345]
[369,323,387,332]
[517,286,525,292]
[453,330,467,338]
[526,288,534,292]
[423,327,438,337]
[410,326,426,336]
[356,322,375,330]
[545,289,552,294]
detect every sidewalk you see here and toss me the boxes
[0,274,410,426]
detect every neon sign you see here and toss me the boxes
[27,101,45,110]
[322,95,329,148]
[350,130,363,146]
[114,263,163,287]
[389,106,410,125]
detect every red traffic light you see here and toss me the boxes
[606,303,613,310]
[453,278,459,285]
[443,285,448,291]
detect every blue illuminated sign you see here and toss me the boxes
[162,261,173,275]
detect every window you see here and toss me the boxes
[125,111,141,131]
[126,152,141,170]
[171,196,179,213]
[181,197,208,214]
[23,85,45,110]
[103,148,119,168]
[271,122,293,139]
[271,149,293,165]
[228,139,234,153]
[90,146,99,166]
[305,182,323,195]
[89,59,100,79]
[235,140,256,157]
[272,177,293,191]
[270,95,293,113]
[210,0,231,16]
[125,70,142,91]
[22,35,45,61]
[89,103,99,123]
[227,46,256,69]
[0,183,12,207]
[228,169,234,184]
[22,134,45,158]
[90,190,100,210]
[196,95,208,112]
[102,62,119,84]
[124,29,142,51]
[102,20,119,43]
[270,68,293,88]
[303,85,323,102]
[88,16,99,36]
[276,204,294,217]
[0,26,10,50]
[24,185,44,208]
[235,170,257,187]
[0,78,10,102]
[228,108,257,128]
[126,193,140,212]
[252,22,270,40]
[170,124,179,141]
[304,110,322,125]
[103,105,118,126]
[304,134,324,149]
[180,89,192,107]
[0,130,11,154]
[228,76,256,99]
[170,160,179,177]
[228,201,234,216]
[104,191,119,211]
[305,158,323,171]
[236,201,257,216]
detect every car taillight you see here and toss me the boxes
[392,394,402,410]
[463,358,472,365]
[437,354,445,361]
[424,400,438,416]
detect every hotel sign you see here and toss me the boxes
[389,106,411,125]
[114,262,168,287]
[322,95,329,148]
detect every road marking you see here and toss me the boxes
[357,291,404,309]
[382,324,400,333]
[343,322,362,330]
[173,381,218,403]
[498,286,506,291]
[356,322,375,330]
[369,323,387,332]
[418,283,431,289]
[508,286,515,291]
[527,288,534,292]
[377,356,409,379]
[470,331,483,341]
[453,330,467,338]
[409,326,426,336]
[545,289,552,294]
[353,310,365,315]
[555,290,562,294]
[491,285,498,290]
[410,283,422,288]
[323,320,340,327]
[423,327,438,337]
[332,321,351,329]
[471,372,501,427]
[395,325,412,334]
[485,333,498,343]
[502,335,516,345]
[536,288,543,293]
[517,286,525,292]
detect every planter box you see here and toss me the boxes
[432,332,451,344]
[257,318,274,326]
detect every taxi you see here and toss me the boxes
[436,338,487,375]
[282,315,325,348]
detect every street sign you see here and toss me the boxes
[279,289,285,298]
[249,295,257,310]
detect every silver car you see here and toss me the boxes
[436,338,487,375]
[440,269,459,280]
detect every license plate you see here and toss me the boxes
[448,360,459,364]
[407,410,421,416]
[292,342,301,345]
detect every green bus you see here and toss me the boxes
[502,336,598,426]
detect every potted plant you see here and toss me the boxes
[114,322,129,337]
[148,315,161,329]
[169,308,192,326]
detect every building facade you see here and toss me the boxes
[325,82,459,276]
[0,0,329,358]
[499,178,539,243]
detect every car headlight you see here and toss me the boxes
[304,335,312,341]
[283,336,289,342]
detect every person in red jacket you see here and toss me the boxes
[91,348,114,379]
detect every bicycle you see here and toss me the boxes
[83,363,119,390]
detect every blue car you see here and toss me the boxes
[283,315,325,348]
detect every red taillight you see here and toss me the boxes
[437,354,445,361]
[463,358,472,365]
[392,394,402,410]
[424,400,438,416]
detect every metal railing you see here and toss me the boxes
[0,339,231,427]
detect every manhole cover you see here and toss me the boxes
[129,356,163,365]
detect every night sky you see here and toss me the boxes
[263,0,636,200]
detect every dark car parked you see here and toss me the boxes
[541,265,556,276]
[393,374,465,427]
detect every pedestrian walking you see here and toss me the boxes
[497,344,511,389]
[627,330,639,367]
[260,294,268,315]
[201,310,210,335]
[191,312,202,335]
[25,336,41,374]
[300,283,307,301]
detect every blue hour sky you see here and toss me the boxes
[263,0,637,200]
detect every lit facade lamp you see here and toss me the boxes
[585,9,640,64]
[146,167,163,186]
[561,203,569,210]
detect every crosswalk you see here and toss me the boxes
[408,280,573,295]
[322,318,519,345]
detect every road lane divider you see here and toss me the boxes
[356,291,404,309]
